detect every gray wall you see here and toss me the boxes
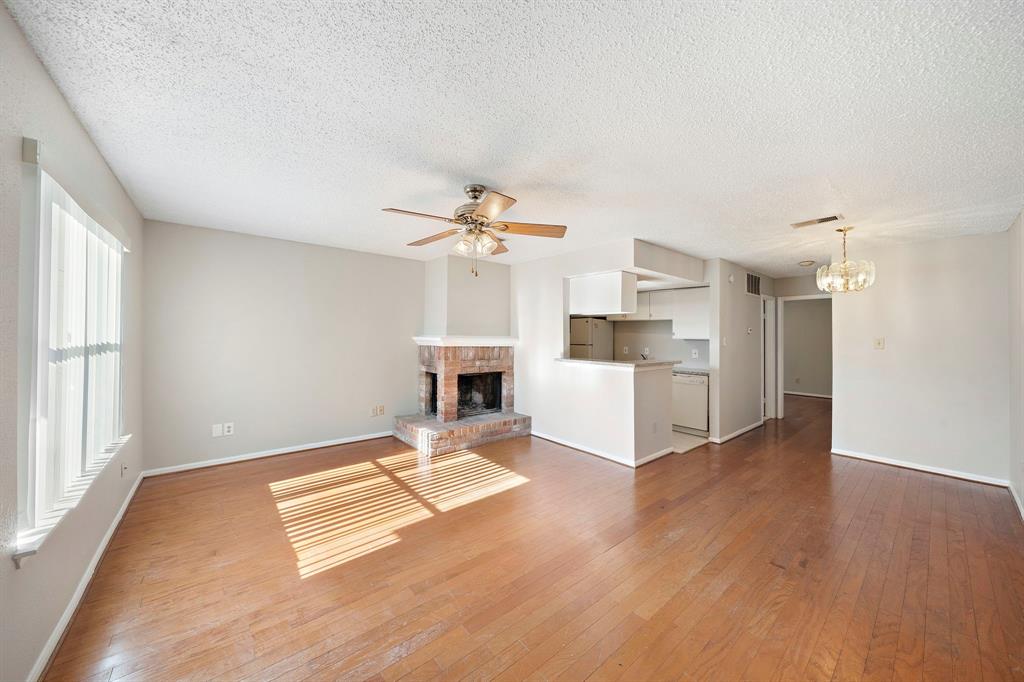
[143,221,424,471]
[707,259,773,441]
[1009,212,1023,510]
[612,319,709,368]
[775,274,821,297]
[1,7,146,680]
[783,298,832,396]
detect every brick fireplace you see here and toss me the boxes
[395,338,531,456]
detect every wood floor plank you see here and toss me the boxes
[42,397,1024,682]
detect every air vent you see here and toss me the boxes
[746,273,761,296]
[791,214,843,229]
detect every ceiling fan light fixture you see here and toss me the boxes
[452,236,475,257]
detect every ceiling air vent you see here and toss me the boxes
[746,273,761,296]
[791,214,843,229]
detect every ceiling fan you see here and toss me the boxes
[383,183,567,276]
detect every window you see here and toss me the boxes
[19,170,129,550]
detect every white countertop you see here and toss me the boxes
[555,358,678,370]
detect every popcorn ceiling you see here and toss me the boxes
[6,0,1023,276]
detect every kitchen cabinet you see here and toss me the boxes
[569,271,638,315]
[607,291,650,321]
[649,290,675,321]
[671,287,710,339]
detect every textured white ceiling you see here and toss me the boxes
[6,0,1023,277]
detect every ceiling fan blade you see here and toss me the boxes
[491,221,566,238]
[407,229,460,246]
[383,208,455,224]
[472,191,516,223]
[485,230,509,254]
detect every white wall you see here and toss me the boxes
[783,298,832,397]
[444,256,510,336]
[832,232,1010,483]
[143,221,423,471]
[420,255,510,337]
[1008,212,1023,514]
[0,7,146,680]
[511,241,672,464]
[708,258,772,441]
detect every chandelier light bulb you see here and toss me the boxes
[816,227,876,293]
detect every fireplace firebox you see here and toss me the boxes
[457,372,502,418]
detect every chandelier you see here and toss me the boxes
[816,227,875,293]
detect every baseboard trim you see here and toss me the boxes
[532,432,633,468]
[29,472,143,682]
[830,448,1011,487]
[142,431,394,477]
[709,420,764,444]
[635,447,675,467]
[1008,484,1024,522]
[784,391,832,399]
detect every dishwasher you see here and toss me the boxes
[672,373,709,433]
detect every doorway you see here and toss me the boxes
[775,294,832,418]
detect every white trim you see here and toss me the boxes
[778,293,831,301]
[532,432,638,468]
[830,448,1011,487]
[634,447,675,466]
[142,432,394,477]
[27,472,143,682]
[784,391,833,399]
[412,335,516,347]
[1010,484,1024,522]
[709,419,764,444]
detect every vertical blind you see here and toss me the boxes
[30,170,127,530]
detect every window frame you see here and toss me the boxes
[16,160,131,558]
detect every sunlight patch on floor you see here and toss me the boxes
[269,449,528,577]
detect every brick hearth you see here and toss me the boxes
[395,342,531,456]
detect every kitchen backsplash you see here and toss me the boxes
[612,319,709,367]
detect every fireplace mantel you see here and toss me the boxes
[413,336,516,347]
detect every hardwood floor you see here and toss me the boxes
[46,397,1024,681]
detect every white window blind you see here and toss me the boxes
[22,170,128,543]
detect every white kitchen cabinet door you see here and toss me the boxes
[649,290,674,321]
[569,271,638,316]
[671,287,710,339]
[608,290,650,321]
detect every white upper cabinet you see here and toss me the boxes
[607,290,650,321]
[649,290,675,321]
[569,271,639,316]
[671,287,710,339]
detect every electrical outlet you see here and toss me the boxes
[873,337,886,350]
[211,423,223,438]
[623,345,629,355]
[121,463,128,478]
[223,422,235,436]
[691,348,699,359]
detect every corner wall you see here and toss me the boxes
[831,232,1011,483]
[1009,212,1023,515]
[142,221,424,472]
[1,6,146,679]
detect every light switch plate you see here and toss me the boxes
[873,337,885,350]
[691,348,699,359]
[211,423,223,438]
[623,346,629,355]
